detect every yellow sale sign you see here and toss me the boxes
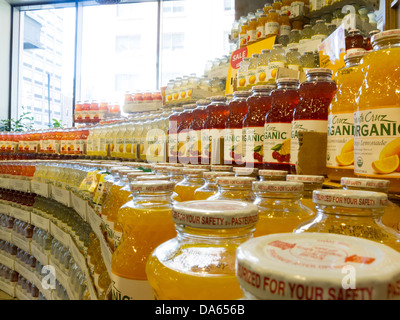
[225,36,276,95]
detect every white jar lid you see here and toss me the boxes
[313,189,388,208]
[183,168,209,175]
[216,176,256,186]
[286,174,325,183]
[127,171,155,180]
[234,167,259,175]
[236,232,400,300]
[253,181,303,193]
[203,171,235,179]
[130,180,175,192]
[340,177,390,190]
[172,200,258,229]
[135,174,170,181]
[259,169,289,177]
[211,165,233,171]
[184,164,212,170]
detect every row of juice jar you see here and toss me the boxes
[74,100,121,124]
[2,158,400,299]
[91,162,400,300]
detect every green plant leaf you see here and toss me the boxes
[253,145,262,152]
[271,143,282,151]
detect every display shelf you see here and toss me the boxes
[308,0,379,19]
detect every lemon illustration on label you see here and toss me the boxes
[336,138,354,166]
[258,72,267,82]
[372,154,400,174]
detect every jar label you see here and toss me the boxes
[256,65,268,84]
[237,71,247,89]
[111,274,154,300]
[290,120,328,166]
[264,122,292,164]
[265,22,280,36]
[247,30,257,43]
[327,112,354,169]
[243,126,265,164]
[224,128,244,165]
[178,131,191,158]
[201,128,224,165]
[280,25,291,37]
[189,129,201,161]
[311,34,327,41]
[267,61,285,81]
[246,68,258,87]
[256,25,265,39]
[354,107,400,178]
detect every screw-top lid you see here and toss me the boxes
[233,167,259,176]
[183,168,210,175]
[211,165,233,171]
[168,166,185,174]
[276,78,300,85]
[203,171,235,179]
[371,29,400,44]
[233,91,252,97]
[236,232,400,300]
[259,169,288,177]
[135,174,170,181]
[110,166,127,173]
[130,180,175,192]
[127,171,155,180]
[306,68,333,77]
[341,177,390,191]
[313,189,388,208]
[252,84,276,91]
[196,99,211,106]
[216,176,256,186]
[185,164,212,170]
[183,104,197,110]
[253,181,303,193]
[345,49,367,60]
[172,200,259,229]
[286,174,325,183]
[210,96,226,102]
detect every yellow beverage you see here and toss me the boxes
[355,30,400,193]
[145,200,259,300]
[252,181,314,237]
[193,171,235,200]
[208,176,256,201]
[111,180,176,300]
[98,125,108,158]
[173,168,209,202]
[327,50,366,182]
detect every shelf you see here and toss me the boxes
[308,0,379,19]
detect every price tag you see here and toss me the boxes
[51,186,71,207]
[99,235,112,276]
[31,243,50,266]
[50,222,71,248]
[0,178,10,189]
[0,203,9,214]
[69,239,87,273]
[71,193,87,221]
[31,212,50,232]
[87,204,103,240]
[12,235,31,254]
[10,179,31,192]
[0,228,12,242]
[9,206,31,223]
[31,181,50,198]
[0,252,15,269]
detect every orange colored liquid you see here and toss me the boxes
[173,184,200,202]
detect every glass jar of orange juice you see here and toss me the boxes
[193,171,235,200]
[173,168,209,202]
[286,174,324,213]
[294,189,400,252]
[354,30,400,193]
[247,18,258,45]
[145,200,259,300]
[252,181,314,237]
[209,176,256,201]
[341,177,400,232]
[258,169,288,181]
[236,232,400,300]
[265,9,280,38]
[256,14,268,41]
[111,180,176,300]
[239,21,249,48]
[272,0,283,11]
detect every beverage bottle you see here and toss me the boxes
[286,48,302,72]
[60,129,68,155]
[247,18,258,45]
[208,176,256,201]
[256,49,271,85]
[109,122,120,159]
[299,24,314,44]
[99,101,109,122]
[90,100,100,124]
[354,30,400,193]
[236,232,400,300]
[259,169,288,181]
[290,68,337,174]
[98,124,108,158]
[264,78,300,172]
[279,12,291,37]
[246,54,261,89]
[294,189,400,252]
[267,44,286,83]
[263,3,273,13]
[146,200,259,300]
[142,114,159,162]
[286,174,325,213]
[201,96,229,165]
[243,85,275,169]
[193,171,235,200]
[345,29,365,53]
[327,51,365,182]
[123,119,135,160]
[82,101,91,123]
[177,104,196,164]
[256,14,268,41]
[273,0,282,11]
[173,168,209,202]
[288,29,302,48]
[111,180,177,300]
[67,128,77,155]
[114,121,127,159]
[265,9,280,38]
[224,91,251,166]
[340,177,400,233]
[311,19,329,41]
[300,51,317,74]
[188,99,209,165]
[239,20,249,48]
[167,107,183,164]
[236,58,251,90]
[74,101,83,123]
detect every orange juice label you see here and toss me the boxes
[256,26,265,39]
[354,107,400,177]
[264,123,292,164]
[243,126,264,164]
[111,274,154,300]
[265,22,279,36]
[280,25,291,37]
[327,113,354,169]
[237,71,247,89]
[247,30,257,43]
[290,120,328,165]
[224,128,243,163]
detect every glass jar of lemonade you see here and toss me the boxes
[193,171,235,200]
[173,168,209,202]
[253,180,314,237]
[208,176,256,201]
[354,30,400,193]
[111,180,176,300]
[258,169,288,181]
[145,200,259,300]
[236,232,400,300]
[294,189,400,252]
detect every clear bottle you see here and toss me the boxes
[146,200,259,300]
[253,180,315,237]
[258,169,288,181]
[111,180,177,300]
[286,48,302,72]
[237,58,251,90]
[294,189,400,253]
[193,171,235,200]
[300,51,316,74]
[246,54,261,89]
[286,174,324,213]
[256,49,271,85]
[341,177,400,233]
[208,176,256,201]
[267,44,287,83]
[236,232,400,300]
[311,19,329,41]
[299,24,314,44]
[288,29,302,48]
